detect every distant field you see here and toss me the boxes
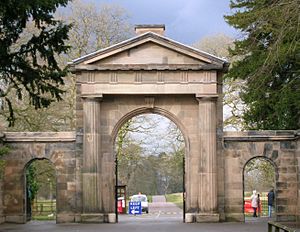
[32,199,56,220]
[31,193,271,219]
[165,193,183,209]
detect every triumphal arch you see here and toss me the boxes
[0,25,299,224]
[70,25,228,222]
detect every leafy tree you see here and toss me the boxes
[0,134,10,179]
[225,0,300,130]
[0,0,72,126]
[26,164,39,203]
[0,145,10,180]
[156,150,184,195]
[26,159,56,201]
[0,0,132,131]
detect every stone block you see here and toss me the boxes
[277,182,288,189]
[50,143,76,151]
[276,198,288,205]
[277,205,289,213]
[57,182,67,190]
[195,213,219,223]
[277,215,296,222]
[0,216,4,224]
[56,213,75,223]
[81,213,105,223]
[108,213,116,223]
[185,213,195,223]
[224,197,243,206]
[225,213,244,222]
[224,205,243,214]
[270,150,279,160]
[263,143,273,155]
[280,141,296,150]
[67,182,76,191]
[5,215,25,223]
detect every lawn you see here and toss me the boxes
[32,199,56,220]
[165,192,183,209]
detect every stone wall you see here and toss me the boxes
[0,130,299,224]
[1,132,76,223]
[0,178,3,223]
[297,131,300,222]
[0,135,4,223]
[223,131,300,222]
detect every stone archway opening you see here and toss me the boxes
[243,157,276,221]
[25,158,56,222]
[114,113,185,222]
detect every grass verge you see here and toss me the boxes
[165,193,183,209]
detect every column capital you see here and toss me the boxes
[81,94,103,101]
[196,94,218,101]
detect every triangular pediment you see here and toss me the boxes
[91,41,206,66]
[71,32,228,69]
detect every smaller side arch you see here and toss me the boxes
[23,158,57,222]
[242,156,277,220]
[242,156,278,178]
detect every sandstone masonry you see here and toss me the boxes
[0,25,299,224]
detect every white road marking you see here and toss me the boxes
[156,210,161,218]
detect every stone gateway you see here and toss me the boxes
[0,25,299,224]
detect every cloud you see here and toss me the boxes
[91,0,237,44]
[169,0,236,44]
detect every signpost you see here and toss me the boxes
[129,201,142,215]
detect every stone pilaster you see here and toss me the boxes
[81,95,102,221]
[195,94,219,222]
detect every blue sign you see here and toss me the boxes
[129,201,142,215]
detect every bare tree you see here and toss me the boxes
[193,33,245,130]
[193,33,233,59]
[244,158,275,192]
[116,114,185,195]
[61,0,133,60]
[0,1,133,131]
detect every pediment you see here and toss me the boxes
[71,32,228,70]
[91,41,206,66]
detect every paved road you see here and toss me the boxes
[2,220,296,232]
[119,195,182,222]
[149,195,182,214]
[1,195,299,232]
[152,195,167,203]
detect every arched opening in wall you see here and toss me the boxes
[114,113,185,223]
[243,157,276,221]
[25,159,56,221]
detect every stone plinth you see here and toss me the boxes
[81,213,105,223]
[195,213,220,223]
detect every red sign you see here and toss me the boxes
[117,200,123,213]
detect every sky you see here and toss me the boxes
[90,0,238,45]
